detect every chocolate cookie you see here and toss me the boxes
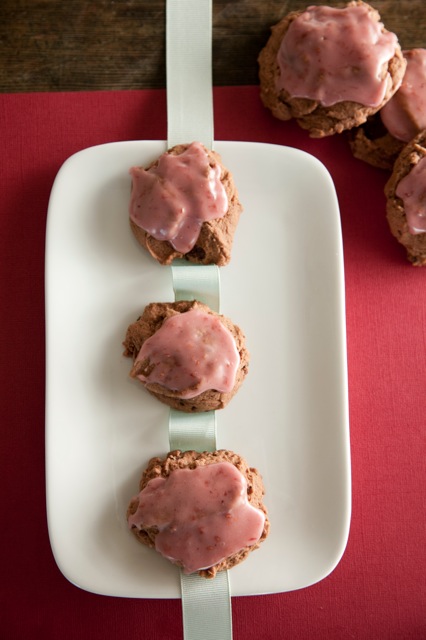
[348,116,404,170]
[129,142,243,266]
[123,300,249,412]
[127,449,270,578]
[384,130,426,265]
[258,1,406,137]
[349,48,426,170]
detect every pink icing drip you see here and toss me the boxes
[380,49,426,142]
[129,142,228,254]
[276,4,398,107]
[133,308,240,399]
[128,462,265,574]
[396,156,426,235]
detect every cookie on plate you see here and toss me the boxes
[350,49,426,170]
[127,449,270,578]
[128,142,242,266]
[384,130,426,265]
[258,1,406,137]
[123,300,249,412]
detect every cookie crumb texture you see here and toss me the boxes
[258,1,405,137]
[384,130,426,266]
[348,115,404,170]
[123,300,249,412]
[129,143,243,266]
[127,449,270,578]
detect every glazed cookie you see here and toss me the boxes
[384,130,426,265]
[123,300,249,412]
[258,1,406,137]
[128,142,243,266]
[350,49,426,170]
[127,449,269,578]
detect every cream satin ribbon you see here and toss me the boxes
[166,1,232,638]
[171,260,220,312]
[166,0,214,150]
[169,263,232,640]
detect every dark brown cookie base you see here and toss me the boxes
[123,300,250,412]
[127,449,270,578]
[258,1,406,138]
[130,144,243,266]
[384,130,426,266]
[348,114,404,170]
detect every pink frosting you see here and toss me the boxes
[276,4,399,107]
[380,49,426,142]
[129,142,228,254]
[396,155,426,235]
[133,308,240,399]
[128,461,265,574]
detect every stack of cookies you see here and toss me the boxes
[258,1,426,266]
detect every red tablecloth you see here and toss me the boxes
[0,87,424,639]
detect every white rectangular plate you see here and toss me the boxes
[45,140,351,598]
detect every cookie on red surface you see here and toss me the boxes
[127,449,270,578]
[347,116,405,171]
[258,1,405,137]
[128,142,242,266]
[123,300,249,412]
[350,49,426,170]
[384,130,426,266]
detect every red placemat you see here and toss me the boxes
[0,87,424,639]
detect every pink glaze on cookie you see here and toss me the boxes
[396,155,426,234]
[380,49,426,142]
[128,461,265,574]
[276,4,399,107]
[129,142,228,254]
[132,308,240,399]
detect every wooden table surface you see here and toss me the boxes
[1,0,425,92]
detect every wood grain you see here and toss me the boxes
[0,0,424,92]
